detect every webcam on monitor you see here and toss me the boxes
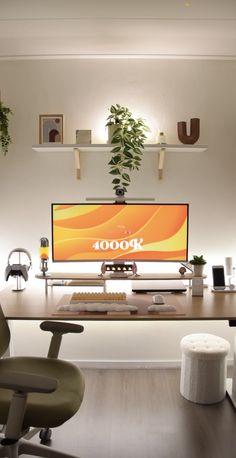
[115,187,126,203]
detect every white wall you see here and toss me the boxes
[0,58,236,365]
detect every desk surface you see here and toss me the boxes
[1,284,236,321]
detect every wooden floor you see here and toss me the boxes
[33,368,236,458]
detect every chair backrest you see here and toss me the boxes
[0,305,10,357]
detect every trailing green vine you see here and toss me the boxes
[106,104,150,193]
[0,100,12,155]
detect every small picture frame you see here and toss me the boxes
[76,130,92,144]
[39,114,64,144]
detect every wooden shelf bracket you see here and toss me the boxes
[74,147,81,179]
[158,147,166,179]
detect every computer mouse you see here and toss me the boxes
[152,294,165,304]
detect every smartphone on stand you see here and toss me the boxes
[212,265,226,290]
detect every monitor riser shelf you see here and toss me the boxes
[35,272,206,295]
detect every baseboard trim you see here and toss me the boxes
[71,360,182,369]
[70,358,234,369]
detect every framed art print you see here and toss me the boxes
[39,114,64,144]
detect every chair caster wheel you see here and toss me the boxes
[39,428,52,443]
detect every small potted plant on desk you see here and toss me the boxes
[189,255,207,276]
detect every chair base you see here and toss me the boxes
[0,436,80,458]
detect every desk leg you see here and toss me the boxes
[45,278,48,295]
[227,321,236,407]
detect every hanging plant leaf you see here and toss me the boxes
[109,168,120,175]
[112,178,121,184]
[0,100,13,155]
[134,148,142,155]
[113,127,122,135]
[111,135,122,144]
[112,155,122,164]
[122,173,130,182]
[111,146,121,154]
[124,151,133,158]
[123,161,132,167]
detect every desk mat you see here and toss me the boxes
[53,294,186,317]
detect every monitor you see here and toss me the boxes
[51,203,189,262]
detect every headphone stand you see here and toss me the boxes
[5,248,32,292]
[12,275,25,292]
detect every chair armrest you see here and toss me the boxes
[40,321,84,334]
[40,321,84,359]
[0,371,57,393]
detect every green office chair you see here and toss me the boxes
[0,304,85,458]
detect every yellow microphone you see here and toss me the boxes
[40,237,49,275]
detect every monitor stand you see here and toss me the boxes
[100,261,139,278]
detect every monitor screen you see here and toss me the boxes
[51,203,189,262]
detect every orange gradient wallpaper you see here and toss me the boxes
[52,204,189,262]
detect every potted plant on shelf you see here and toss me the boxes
[0,99,12,155]
[106,104,150,195]
[189,255,207,276]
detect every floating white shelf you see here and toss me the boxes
[32,143,207,179]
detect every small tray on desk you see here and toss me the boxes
[211,288,236,293]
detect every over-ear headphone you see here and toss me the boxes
[5,248,32,282]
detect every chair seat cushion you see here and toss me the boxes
[0,356,85,428]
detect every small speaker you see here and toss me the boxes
[101,261,137,277]
[225,257,233,276]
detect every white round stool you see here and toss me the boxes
[180,333,230,404]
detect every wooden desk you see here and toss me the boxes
[0,284,236,321]
[1,284,236,407]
